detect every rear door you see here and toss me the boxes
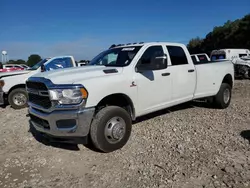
[165,45,196,103]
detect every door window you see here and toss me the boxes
[137,46,166,70]
[166,46,188,66]
[239,54,248,58]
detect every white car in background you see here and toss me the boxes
[0,56,78,109]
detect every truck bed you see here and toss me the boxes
[193,60,234,99]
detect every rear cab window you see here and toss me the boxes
[210,50,226,61]
[211,54,226,60]
[197,54,209,63]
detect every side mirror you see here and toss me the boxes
[136,55,167,72]
[153,55,168,69]
[135,59,151,72]
[41,64,46,72]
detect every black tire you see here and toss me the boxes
[213,83,232,109]
[90,106,132,153]
[8,88,28,109]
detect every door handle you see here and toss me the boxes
[162,72,170,76]
[188,69,195,72]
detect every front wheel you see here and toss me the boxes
[90,106,132,153]
[8,88,28,109]
[213,83,232,109]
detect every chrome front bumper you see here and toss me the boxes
[28,106,95,138]
[0,90,4,105]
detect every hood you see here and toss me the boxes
[32,65,124,84]
[0,70,32,79]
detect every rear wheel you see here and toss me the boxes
[90,106,132,153]
[213,83,232,109]
[8,88,28,109]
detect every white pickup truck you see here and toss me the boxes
[0,56,77,109]
[26,42,234,153]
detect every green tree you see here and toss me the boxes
[187,37,203,54]
[7,60,15,64]
[27,54,42,67]
[7,59,26,65]
[187,13,250,56]
[15,59,26,65]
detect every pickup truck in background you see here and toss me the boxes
[27,42,234,153]
[0,56,77,109]
[233,55,250,79]
[191,53,210,64]
[210,48,250,78]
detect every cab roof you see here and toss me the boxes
[110,42,186,49]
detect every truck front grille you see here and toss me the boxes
[26,81,52,109]
[26,81,48,90]
[28,93,52,109]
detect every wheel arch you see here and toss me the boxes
[4,84,26,98]
[222,74,233,88]
[96,93,136,121]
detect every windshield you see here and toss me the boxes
[28,59,49,70]
[88,46,142,67]
[45,57,74,71]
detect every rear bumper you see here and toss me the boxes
[28,106,95,138]
[0,90,4,105]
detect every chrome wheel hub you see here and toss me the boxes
[223,88,230,104]
[13,93,27,106]
[104,116,126,144]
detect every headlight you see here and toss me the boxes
[49,87,88,105]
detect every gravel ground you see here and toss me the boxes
[0,80,250,188]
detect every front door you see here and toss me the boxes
[134,45,172,116]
